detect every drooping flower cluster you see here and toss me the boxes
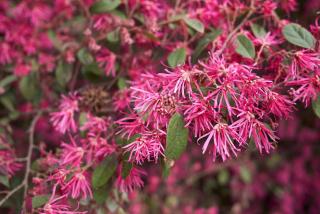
[0,0,319,213]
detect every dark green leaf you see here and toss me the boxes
[117,77,127,89]
[121,161,133,179]
[191,29,221,63]
[55,61,72,87]
[77,48,94,65]
[18,72,41,101]
[161,159,174,179]
[32,195,49,208]
[312,96,320,118]
[217,170,229,185]
[167,14,186,23]
[235,34,256,59]
[93,182,112,204]
[0,175,10,187]
[0,75,17,88]
[106,29,120,43]
[165,113,189,160]
[168,47,186,67]
[250,23,267,38]
[92,155,118,189]
[183,18,204,33]
[90,0,121,14]
[0,94,15,112]
[282,23,316,49]
[240,166,252,183]
[47,30,63,51]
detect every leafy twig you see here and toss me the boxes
[0,112,42,210]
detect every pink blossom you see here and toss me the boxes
[116,114,145,139]
[159,65,202,98]
[123,130,165,164]
[80,114,108,134]
[60,136,85,167]
[14,63,31,77]
[288,75,320,107]
[116,166,146,192]
[230,111,278,153]
[199,123,240,161]
[40,185,87,214]
[113,89,131,111]
[96,48,116,76]
[62,172,93,199]
[50,93,79,134]
[265,91,295,118]
[184,94,216,137]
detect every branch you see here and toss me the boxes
[0,112,42,209]
[216,0,256,56]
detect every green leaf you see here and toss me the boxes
[121,161,133,179]
[235,34,256,59]
[77,48,94,65]
[117,77,127,90]
[90,0,121,14]
[250,23,267,38]
[165,113,189,160]
[161,159,174,179]
[282,23,316,49]
[167,47,186,67]
[55,61,72,87]
[240,166,252,184]
[217,169,229,185]
[93,182,112,204]
[312,96,320,118]
[183,18,204,33]
[191,29,221,63]
[47,30,63,51]
[106,29,120,43]
[0,75,17,88]
[168,14,186,23]
[18,72,41,101]
[92,155,118,189]
[32,195,49,208]
[0,94,15,112]
[0,175,10,187]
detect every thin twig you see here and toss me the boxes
[22,112,42,212]
[216,0,256,56]
[0,112,42,210]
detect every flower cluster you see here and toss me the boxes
[0,0,319,213]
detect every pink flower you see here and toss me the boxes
[113,89,131,111]
[48,169,69,186]
[199,123,240,161]
[13,63,31,77]
[280,0,297,13]
[116,166,146,192]
[159,65,202,98]
[131,85,178,126]
[80,114,108,134]
[62,172,93,199]
[288,51,320,79]
[184,94,216,137]
[116,114,145,139]
[60,137,85,167]
[0,135,22,177]
[89,134,116,160]
[96,48,116,76]
[287,75,320,107]
[50,93,79,134]
[230,111,278,154]
[123,130,165,164]
[265,91,294,118]
[40,184,87,214]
